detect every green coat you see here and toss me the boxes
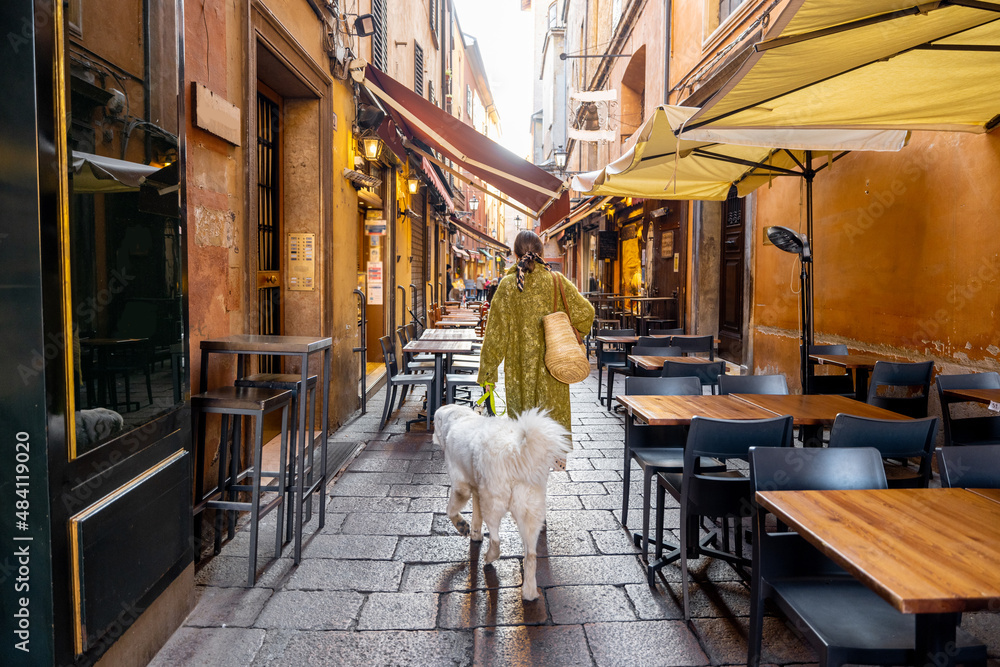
[477,267,595,432]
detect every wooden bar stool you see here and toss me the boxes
[193,386,292,586]
[234,373,319,564]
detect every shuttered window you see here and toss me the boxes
[414,43,424,96]
[372,0,388,71]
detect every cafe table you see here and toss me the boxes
[420,329,483,342]
[941,386,1000,407]
[435,318,478,328]
[402,339,473,419]
[628,354,718,371]
[808,353,888,402]
[966,488,1000,504]
[732,392,909,447]
[197,335,332,543]
[756,487,1000,666]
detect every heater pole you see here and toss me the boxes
[803,151,815,394]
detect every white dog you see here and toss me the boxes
[433,404,571,601]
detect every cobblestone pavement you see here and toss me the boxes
[153,366,1000,666]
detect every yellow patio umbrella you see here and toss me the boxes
[685,0,1000,134]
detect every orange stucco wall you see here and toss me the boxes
[751,130,1000,387]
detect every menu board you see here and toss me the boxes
[597,231,618,260]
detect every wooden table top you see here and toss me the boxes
[420,329,483,341]
[755,488,1000,614]
[942,387,1000,406]
[732,393,910,426]
[629,355,717,370]
[81,337,148,346]
[403,340,473,354]
[967,488,1000,504]
[596,334,720,344]
[809,353,887,369]
[435,320,478,328]
[615,394,775,425]
[200,334,333,353]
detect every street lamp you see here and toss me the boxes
[361,136,381,161]
[554,146,568,171]
[766,225,813,394]
[514,215,522,230]
[407,176,420,194]
[469,193,479,212]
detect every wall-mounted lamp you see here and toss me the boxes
[354,14,375,37]
[469,193,479,212]
[407,176,420,194]
[554,146,568,171]
[361,136,381,161]
[514,215,522,230]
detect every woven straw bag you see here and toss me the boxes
[542,272,591,384]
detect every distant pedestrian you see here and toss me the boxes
[475,274,486,300]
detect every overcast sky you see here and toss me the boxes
[452,0,534,159]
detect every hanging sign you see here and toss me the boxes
[367,261,383,304]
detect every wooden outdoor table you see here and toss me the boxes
[756,487,1000,665]
[616,394,775,425]
[808,353,888,401]
[733,392,909,447]
[420,329,483,342]
[942,387,1000,406]
[435,319,478,328]
[403,339,473,418]
[628,354,719,371]
[731,393,910,425]
[966,488,1000,504]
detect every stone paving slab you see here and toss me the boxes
[184,586,273,628]
[545,585,636,624]
[439,588,549,629]
[585,620,710,666]
[252,629,474,667]
[150,627,266,667]
[253,590,364,630]
[284,558,404,592]
[357,592,439,630]
[473,625,595,666]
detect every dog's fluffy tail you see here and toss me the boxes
[516,408,572,471]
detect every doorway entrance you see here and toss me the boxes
[718,186,745,362]
[256,87,282,372]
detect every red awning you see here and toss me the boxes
[450,215,510,254]
[421,157,453,213]
[364,66,567,228]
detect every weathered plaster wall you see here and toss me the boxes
[751,131,1000,388]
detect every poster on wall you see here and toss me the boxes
[365,210,386,235]
[661,230,674,259]
[367,261,383,304]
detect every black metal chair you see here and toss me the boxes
[648,327,685,337]
[937,445,1000,488]
[653,415,794,607]
[607,345,682,409]
[620,376,725,563]
[377,335,434,431]
[662,359,726,394]
[718,373,788,395]
[672,334,714,359]
[596,328,634,405]
[935,372,1000,447]
[747,446,987,667]
[803,343,855,396]
[828,414,938,488]
[866,360,934,418]
[636,335,676,347]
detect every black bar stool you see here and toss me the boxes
[193,385,292,586]
[235,372,319,564]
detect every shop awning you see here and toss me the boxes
[685,0,1000,135]
[541,196,612,240]
[451,215,510,254]
[451,245,470,260]
[572,105,909,200]
[478,249,493,260]
[71,151,161,193]
[364,66,568,228]
[422,156,453,213]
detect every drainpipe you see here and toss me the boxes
[663,0,672,104]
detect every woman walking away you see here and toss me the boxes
[477,231,595,451]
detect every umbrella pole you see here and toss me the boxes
[802,151,815,394]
